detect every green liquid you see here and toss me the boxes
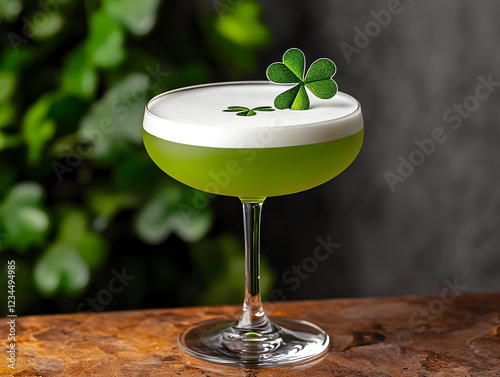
[143,129,363,197]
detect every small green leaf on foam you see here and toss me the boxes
[224,106,250,112]
[223,105,275,117]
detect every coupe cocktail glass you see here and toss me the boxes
[143,81,363,367]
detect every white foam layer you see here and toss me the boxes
[143,81,363,148]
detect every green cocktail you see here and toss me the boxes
[144,82,363,198]
[143,81,363,367]
[143,129,362,197]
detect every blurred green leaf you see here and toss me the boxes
[33,244,90,296]
[86,10,125,68]
[56,209,107,268]
[0,0,22,22]
[33,208,107,296]
[0,71,16,102]
[103,0,160,36]
[31,12,64,40]
[0,130,21,150]
[2,182,44,205]
[62,45,98,99]
[22,93,58,164]
[165,208,213,243]
[215,0,270,47]
[0,102,16,128]
[0,182,50,251]
[0,48,34,73]
[134,185,181,244]
[205,0,270,73]
[134,185,212,245]
[79,73,154,163]
[88,187,136,226]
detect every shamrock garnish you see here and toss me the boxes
[266,48,337,110]
[223,106,275,116]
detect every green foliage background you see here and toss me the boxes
[0,0,274,314]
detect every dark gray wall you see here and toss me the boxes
[247,0,500,300]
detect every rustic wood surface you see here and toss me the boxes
[1,293,500,376]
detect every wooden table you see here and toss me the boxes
[2,293,499,376]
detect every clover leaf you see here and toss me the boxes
[266,48,337,110]
[223,105,275,116]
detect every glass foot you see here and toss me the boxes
[179,317,330,367]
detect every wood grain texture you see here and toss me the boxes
[1,293,499,376]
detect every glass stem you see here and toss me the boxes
[234,197,273,333]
